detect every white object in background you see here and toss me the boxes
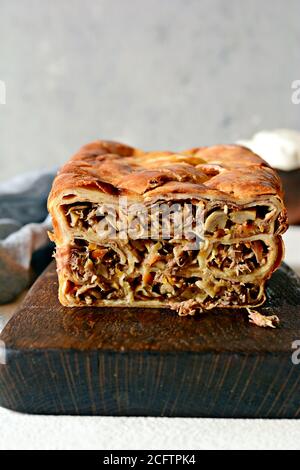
[238,129,300,171]
[283,226,300,276]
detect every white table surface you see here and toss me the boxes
[0,227,299,450]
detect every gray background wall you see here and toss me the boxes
[0,0,299,181]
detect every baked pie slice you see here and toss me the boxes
[48,141,288,314]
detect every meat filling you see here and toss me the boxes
[63,200,279,242]
[57,238,265,307]
[207,240,269,275]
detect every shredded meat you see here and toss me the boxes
[58,236,267,308]
[247,308,280,329]
[169,299,202,316]
[208,241,268,275]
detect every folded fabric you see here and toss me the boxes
[0,170,56,304]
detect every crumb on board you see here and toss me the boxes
[169,302,280,327]
[246,308,280,329]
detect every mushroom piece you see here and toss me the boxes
[204,210,228,233]
[229,209,256,224]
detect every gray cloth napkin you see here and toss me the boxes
[0,170,56,304]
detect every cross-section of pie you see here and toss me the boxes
[48,140,288,314]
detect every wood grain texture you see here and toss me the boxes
[0,261,300,416]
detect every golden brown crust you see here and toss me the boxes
[48,141,284,208]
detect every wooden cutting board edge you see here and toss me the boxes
[1,261,300,417]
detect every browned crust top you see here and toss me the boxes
[48,140,284,205]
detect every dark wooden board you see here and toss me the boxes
[1,261,300,417]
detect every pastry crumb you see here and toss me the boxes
[247,308,280,329]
